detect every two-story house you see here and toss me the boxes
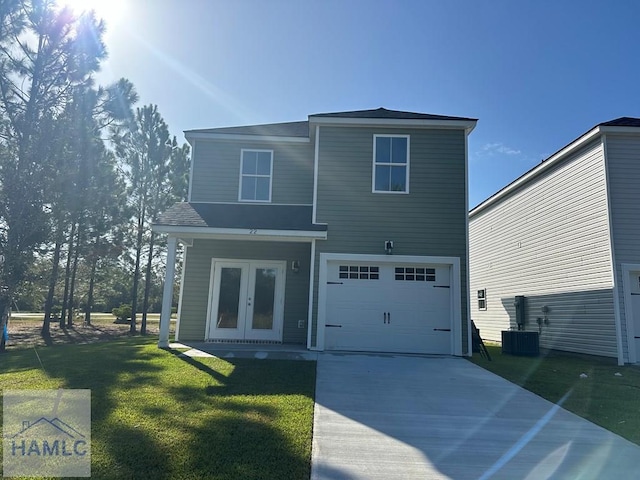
[154,108,477,356]
[469,118,640,365]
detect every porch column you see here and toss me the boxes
[158,236,178,348]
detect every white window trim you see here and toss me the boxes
[238,149,273,203]
[372,134,410,194]
[477,289,487,311]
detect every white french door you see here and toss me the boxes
[207,260,285,341]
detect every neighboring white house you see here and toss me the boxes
[469,118,640,365]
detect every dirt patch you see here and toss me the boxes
[3,319,163,350]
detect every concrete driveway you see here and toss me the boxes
[311,353,640,480]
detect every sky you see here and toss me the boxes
[90,0,640,208]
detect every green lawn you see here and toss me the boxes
[0,338,316,479]
[469,345,640,445]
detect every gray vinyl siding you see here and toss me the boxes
[312,126,469,352]
[190,139,314,204]
[469,139,618,357]
[177,239,311,344]
[605,133,640,362]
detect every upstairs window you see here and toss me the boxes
[373,135,409,193]
[240,149,272,202]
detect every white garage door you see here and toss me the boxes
[324,260,452,354]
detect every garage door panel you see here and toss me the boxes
[325,260,453,355]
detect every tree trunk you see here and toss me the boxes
[84,238,100,326]
[141,230,156,335]
[130,212,144,333]
[61,222,77,328]
[43,229,64,331]
[0,294,11,352]
[67,226,82,327]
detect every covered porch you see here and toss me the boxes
[153,202,327,348]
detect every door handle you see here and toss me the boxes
[388,312,391,324]
[383,312,387,324]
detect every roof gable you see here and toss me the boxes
[184,107,478,139]
[309,107,476,122]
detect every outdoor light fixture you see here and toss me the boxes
[385,241,394,255]
[291,260,300,273]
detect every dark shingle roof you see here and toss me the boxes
[186,121,309,137]
[156,203,326,232]
[185,108,477,137]
[599,117,640,127]
[309,107,477,122]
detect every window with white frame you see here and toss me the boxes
[373,135,409,193]
[240,150,272,202]
[477,289,487,310]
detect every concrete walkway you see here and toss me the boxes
[311,353,640,480]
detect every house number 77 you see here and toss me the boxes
[249,229,258,234]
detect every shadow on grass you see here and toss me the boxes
[1,338,316,479]
[158,351,315,480]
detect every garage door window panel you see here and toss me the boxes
[339,265,379,280]
[395,266,436,281]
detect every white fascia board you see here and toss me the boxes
[309,116,477,133]
[185,132,310,144]
[599,126,640,135]
[152,225,327,241]
[470,126,602,219]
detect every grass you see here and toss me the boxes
[469,344,640,445]
[0,337,316,479]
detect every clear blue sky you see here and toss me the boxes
[95,0,640,208]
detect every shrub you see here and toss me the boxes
[112,304,132,323]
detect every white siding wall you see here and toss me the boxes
[469,139,618,357]
[605,133,640,362]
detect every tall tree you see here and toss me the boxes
[0,1,108,345]
[140,136,189,333]
[113,105,188,334]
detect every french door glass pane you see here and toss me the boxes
[216,267,242,328]
[252,268,276,330]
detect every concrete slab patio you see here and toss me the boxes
[311,353,640,480]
